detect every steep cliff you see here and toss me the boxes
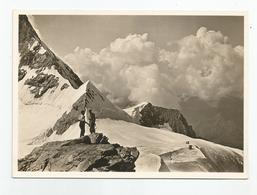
[19,15,83,92]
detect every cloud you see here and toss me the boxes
[159,27,243,101]
[63,27,243,108]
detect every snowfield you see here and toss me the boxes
[19,116,243,172]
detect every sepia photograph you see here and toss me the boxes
[13,11,246,178]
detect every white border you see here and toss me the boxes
[12,10,248,179]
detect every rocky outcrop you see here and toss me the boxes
[18,133,139,172]
[125,102,196,138]
[24,73,59,98]
[18,15,83,89]
[18,68,27,81]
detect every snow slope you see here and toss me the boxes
[44,119,243,172]
[18,15,86,156]
[18,66,84,157]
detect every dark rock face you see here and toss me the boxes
[53,92,90,135]
[18,68,27,81]
[18,133,139,172]
[18,15,83,89]
[24,73,59,98]
[134,103,196,138]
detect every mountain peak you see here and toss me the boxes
[124,101,151,115]
[124,102,196,138]
[30,78,133,142]
[18,15,83,90]
[137,101,152,107]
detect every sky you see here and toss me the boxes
[31,15,244,108]
[33,15,243,56]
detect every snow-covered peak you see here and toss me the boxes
[124,101,151,117]
[70,80,133,122]
[28,79,134,143]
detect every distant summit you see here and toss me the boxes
[124,102,196,138]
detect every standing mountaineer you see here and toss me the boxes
[78,110,87,137]
[88,109,96,134]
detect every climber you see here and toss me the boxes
[78,110,87,137]
[87,109,96,134]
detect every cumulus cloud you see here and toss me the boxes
[64,27,243,108]
[159,27,243,101]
